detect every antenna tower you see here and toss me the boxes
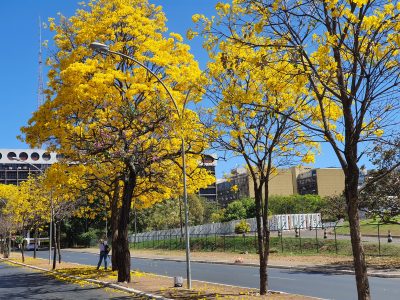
[37,16,45,107]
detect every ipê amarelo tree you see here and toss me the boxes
[21,0,212,283]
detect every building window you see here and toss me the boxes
[31,152,40,161]
[6,172,17,179]
[19,171,29,180]
[42,152,51,161]
[19,152,28,161]
[7,152,16,160]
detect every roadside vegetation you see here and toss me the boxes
[131,235,400,258]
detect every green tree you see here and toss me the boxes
[269,195,324,215]
[223,200,247,222]
[360,171,400,224]
[222,198,256,221]
[360,138,400,224]
[241,198,256,218]
[136,194,210,232]
[320,195,347,222]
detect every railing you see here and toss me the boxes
[131,222,400,256]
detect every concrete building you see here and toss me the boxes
[0,149,58,185]
[217,168,250,206]
[297,168,345,197]
[217,166,345,206]
[246,167,309,200]
[198,154,217,202]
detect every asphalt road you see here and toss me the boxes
[26,250,400,300]
[0,261,133,299]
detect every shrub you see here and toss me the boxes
[235,220,251,234]
[15,236,24,246]
[77,229,99,247]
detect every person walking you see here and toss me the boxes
[96,239,109,270]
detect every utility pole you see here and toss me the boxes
[37,16,45,108]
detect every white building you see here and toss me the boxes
[0,149,58,185]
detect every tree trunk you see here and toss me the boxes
[20,243,25,263]
[115,171,136,282]
[33,227,38,259]
[111,181,120,271]
[254,187,268,295]
[0,235,3,255]
[6,232,11,258]
[263,179,271,294]
[52,221,57,270]
[8,233,11,258]
[345,168,370,300]
[57,222,61,264]
[20,229,26,262]
[133,204,137,244]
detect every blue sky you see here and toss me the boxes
[0,0,372,178]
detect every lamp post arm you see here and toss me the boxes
[107,50,181,118]
[28,163,43,174]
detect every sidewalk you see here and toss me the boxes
[65,248,400,278]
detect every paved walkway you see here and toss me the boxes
[65,248,400,278]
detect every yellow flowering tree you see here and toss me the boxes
[40,163,89,269]
[193,0,400,298]
[0,184,21,258]
[0,178,51,262]
[201,37,316,294]
[21,0,212,282]
[0,180,47,261]
[17,177,51,260]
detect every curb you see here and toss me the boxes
[0,258,172,300]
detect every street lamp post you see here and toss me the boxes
[89,42,192,288]
[10,157,53,265]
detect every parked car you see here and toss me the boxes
[26,243,39,251]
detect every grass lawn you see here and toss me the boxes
[131,234,400,257]
[334,218,400,236]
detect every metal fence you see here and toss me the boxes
[131,222,400,256]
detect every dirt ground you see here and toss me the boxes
[3,252,317,299]
[129,249,352,266]
[67,247,352,266]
